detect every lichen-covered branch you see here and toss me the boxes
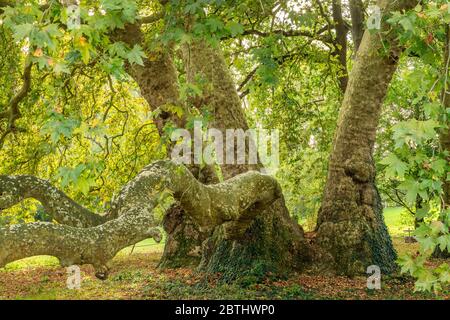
[0,160,283,277]
[0,175,108,227]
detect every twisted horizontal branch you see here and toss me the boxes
[0,160,282,278]
[0,175,108,228]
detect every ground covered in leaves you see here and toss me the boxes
[0,237,449,300]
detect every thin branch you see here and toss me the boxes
[0,57,33,148]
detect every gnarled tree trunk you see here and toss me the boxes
[115,23,208,269]
[180,40,314,280]
[315,0,418,275]
[0,161,291,279]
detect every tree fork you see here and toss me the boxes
[315,0,419,275]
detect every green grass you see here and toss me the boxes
[383,207,414,237]
[118,238,165,255]
[1,207,441,300]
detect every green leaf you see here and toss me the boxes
[53,61,70,75]
[437,235,450,252]
[227,21,244,37]
[380,153,408,179]
[398,254,417,275]
[399,17,414,32]
[76,176,96,195]
[414,223,432,238]
[415,269,437,292]
[419,236,436,254]
[423,102,442,118]
[399,178,420,204]
[184,2,202,14]
[430,158,447,175]
[206,17,224,33]
[430,221,446,236]
[416,205,430,220]
[12,23,34,41]
[126,44,146,66]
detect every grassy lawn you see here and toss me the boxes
[0,208,447,300]
[383,207,414,237]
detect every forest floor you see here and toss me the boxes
[0,208,449,300]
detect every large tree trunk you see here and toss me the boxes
[349,0,365,53]
[121,19,312,278]
[115,23,209,269]
[332,0,349,93]
[315,0,418,275]
[179,40,313,280]
[434,25,450,259]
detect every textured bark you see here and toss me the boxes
[434,25,450,259]
[116,24,185,132]
[441,25,450,213]
[0,176,107,227]
[0,161,288,277]
[158,204,208,268]
[182,40,262,180]
[85,8,311,279]
[115,23,208,268]
[316,0,418,275]
[179,40,313,280]
[332,0,349,93]
[199,198,313,282]
[349,0,365,53]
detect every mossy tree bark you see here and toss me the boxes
[115,23,208,268]
[180,40,313,280]
[434,24,450,259]
[0,161,291,279]
[315,0,418,275]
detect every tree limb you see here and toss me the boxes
[0,160,282,277]
[0,58,33,149]
[0,176,108,227]
[349,0,365,53]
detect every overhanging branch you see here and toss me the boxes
[0,160,282,278]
